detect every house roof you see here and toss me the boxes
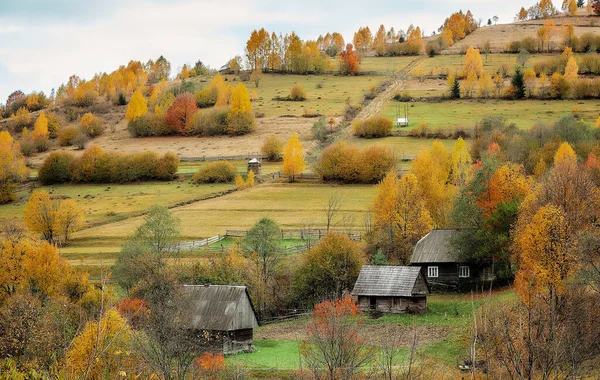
[180,285,259,331]
[351,265,426,297]
[248,158,261,164]
[410,229,458,264]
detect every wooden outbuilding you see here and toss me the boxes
[247,158,261,175]
[351,265,429,314]
[409,229,476,291]
[180,285,259,354]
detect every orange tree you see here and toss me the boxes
[300,296,373,380]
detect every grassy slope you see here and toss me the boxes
[379,99,600,130]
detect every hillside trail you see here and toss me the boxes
[350,56,425,126]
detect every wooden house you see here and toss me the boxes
[409,229,475,291]
[180,285,259,354]
[247,158,261,175]
[351,265,429,314]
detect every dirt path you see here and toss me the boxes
[344,56,425,138]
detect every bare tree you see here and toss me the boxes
[325,193,343,232]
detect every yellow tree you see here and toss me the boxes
[463,46,483,78]
[227,83,255,135]
[24,190,59,244]
[451,138,472,186]
[476,163,530,218]
[463,71,478,98]
[229,83,252,114]
[0,132,28,204]
[32,112,49,141]
[523,68,537,97]
[410,142,455,226]
[57,199,84,242]
[478,72,495,98]
[517,6,528,20]
[564,56,578,83]
[568,0,578,15]
[126,89,148,122]
[283,133,305,182]
[374,24,387,56]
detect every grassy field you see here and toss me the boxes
[177,160,283,175]
[1,181,235,228]
[359,56,422,74]
[229,290,515,370]
[347,136,459,159]
[380,99,600,130]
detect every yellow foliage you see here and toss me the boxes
[235,174,246,189]
[13,107,31,126]
[66,309,137,379]
[0,135,29,203]
[24,190,84,244]
[246,170,255,187]
[477,163,530,218]
[596,117,600,128]
[553,141,576,166]
[562,47,573,57]
[282,133,305,181]
[463,46,483,78]
[210,74,230,107]
[230,83,252,114]
[32,112,49,141]
[125,89,148,122]
[564,56,578,83]
[450,137,472,186]
[0,131,13,144]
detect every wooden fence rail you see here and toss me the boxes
[179,153,265,162]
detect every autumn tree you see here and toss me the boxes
[517,6,529,20]
[282,133,305,181]
[0,132,28,203]
[250,68,263,88]
[406,25,424,54]
[24,190,83,244]
[339,44,361,75]
[293,233,365,304]
[374,24,387,56]
[226,82,255,135]
[301,296,373,379]
[32,112,49,142]
[463,46,483,78]
[165,93,198,134]
[450,138,472,186]
[261,136,283,161]
[564,56,578,83]
[372,171,432,262]
[242,217,283,319]
[126,88,148,123]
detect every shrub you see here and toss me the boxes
[315,142,395,183]
[194,87,218,108]
[79,113,104,137]
[165,93,198,134]
[117,93,127,106]
[261,136,284,161]
[128,113,170,137]
[58,125,80,146]
[352,116,393,138]
[393,92,412,102]
[192,161,236,183]
[226,111,255,136]
[312,116,329,143]
[343,103,361,123]
[548,72,571,99]
[74,133,89,150]
[39,152,75,185]
[290,83,307,101]
[156,152,179,180]
[20,139,36,157]
[12,107,31,131]
[34,136,49,152]
[408,119,429,137]
[191,109,229,136]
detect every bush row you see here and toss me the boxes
[38,147,179,185]
[315,142,396,183]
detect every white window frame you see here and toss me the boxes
[459,266,470,278]
[427,266,439,278]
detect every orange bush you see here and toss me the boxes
[352,116,393,138]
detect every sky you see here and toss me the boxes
[0,0,530,103]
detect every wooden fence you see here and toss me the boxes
[179,153,265,162]
[226,228,362,242]
[172,234,224,252]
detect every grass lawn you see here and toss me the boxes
[210,236,306,248]
[359,56,421,74]
[229,340,302,370]
[0,181,235,228]
[380,99,600,130]
[347,136,459,159]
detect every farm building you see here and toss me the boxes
[180,285,259,354]
[352,265,429,314]
[247,158,262,175]
[409,229,476,291]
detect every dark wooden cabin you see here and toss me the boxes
[409,229,476,291]
[351,265,429,314]
[180,285,259,354]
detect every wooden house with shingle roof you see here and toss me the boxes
[351,265,429,314]
[180,285,259,354]
[410,229,476,291]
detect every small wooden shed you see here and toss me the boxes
[409,229,475,291]
[351,265,429,314]
[247,158,261,175]
[180,285,259,354]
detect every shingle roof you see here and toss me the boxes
[410,229,459,264]
[180,285,259,331]
[351,265,425,297]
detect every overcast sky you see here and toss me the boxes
[0,0,531,103]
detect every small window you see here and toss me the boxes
[459,266,470,278]
[427,266,438,278]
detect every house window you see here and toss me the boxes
[427,266,438,278]
[459,266,470,278]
